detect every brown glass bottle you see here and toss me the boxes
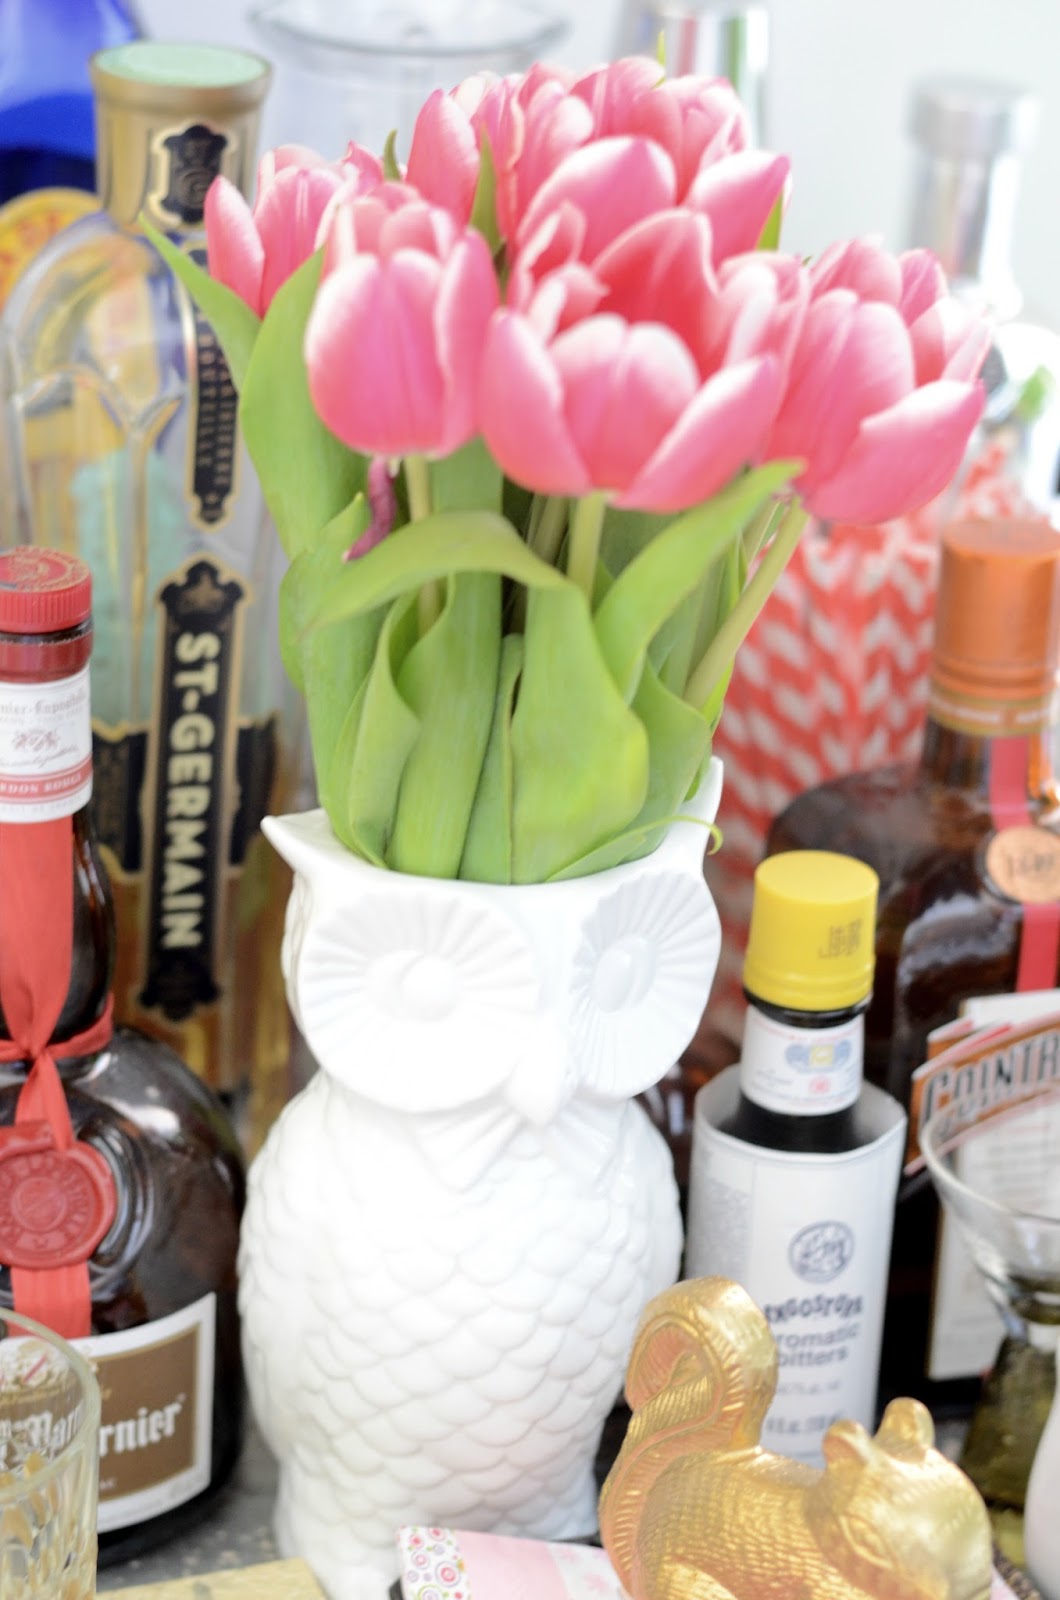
[0,548,245,1564]
[767,517,1060,1416]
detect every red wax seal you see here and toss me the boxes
[0,1122,116,1269]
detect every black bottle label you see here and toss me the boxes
[136,557,244,1022]
[184,246,240,531]
[91,556,276,1034]
[153,123,229,227]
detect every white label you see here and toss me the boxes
[76,1292,214,1531]
[0,665,92,822]
[686,1069,906,1465]
[741,1006,863,1115]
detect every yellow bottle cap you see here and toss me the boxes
[743,851,879,1013]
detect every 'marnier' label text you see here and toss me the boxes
[740,1006,863,1116]
[78,1292,215,1531]
[0,666,92,822]
[139,558,246,1023]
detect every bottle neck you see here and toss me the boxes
[95,100,261,231]
[0,645,113,1055]
[738,994,866,1117]
[919,678,1058,798]
[907,147,1023,320]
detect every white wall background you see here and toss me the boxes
[137,0,1060,326]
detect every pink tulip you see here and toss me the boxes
[406,89,481,226]
[478,308,782,513]
[571,60,748,195]
[205,143,382,316]
[768,240,989,523]
[305,186,499,460]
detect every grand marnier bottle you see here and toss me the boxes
[0,547,244,1562]
[0,42,301,1110]
[767,517,1060,1414]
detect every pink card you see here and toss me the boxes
[397,1528,1030,1600]
[397,1528,628,1600]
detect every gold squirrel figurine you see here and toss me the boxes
[599,1278,993,1600]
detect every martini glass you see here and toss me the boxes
[920,1087,1060,1599]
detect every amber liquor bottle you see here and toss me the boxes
[767,516,1060,1414]
[0,548,244,1562]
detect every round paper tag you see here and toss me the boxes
[0,1126,116,1269]
[985,826,1060,905]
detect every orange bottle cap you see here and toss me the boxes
[932,518,1060,705]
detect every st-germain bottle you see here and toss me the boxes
[0,41,302,1112]
[0,547,245,1562]
[685,850,906,1464]
[767,516,1060,1413]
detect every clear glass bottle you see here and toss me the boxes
[0,42,302,1113]
[767,517,1060,1416]
[0,547,244,1564]
[907,78,1060,518]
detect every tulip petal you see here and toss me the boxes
[258,166,344,311]
[517,136,676,264]
[593,209,717,372]
[618,355,782,512]
[554,316,697,491]
[435,232,500,454]
[479,312,592,496]
[805,380,986,524]
[810,237,902,303]
[909,297,991,384]
[407,88,479,224]
[898,248,946,322]
[205,175,265,315]
[687,150,789,263]
[306,252,447,458]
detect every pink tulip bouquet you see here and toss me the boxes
[153,56,988,884]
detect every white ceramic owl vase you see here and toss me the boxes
[239,761,724,1600]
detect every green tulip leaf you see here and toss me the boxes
[460,633,524,884]
[329,592,420,861]
[240,251,366,560]
[593,462,796,702]
[758,194,784,251]
[469,131,502,257]
[143,222,261,389]
[429,438,503,515]
[280,497,388,815]
[511,583,649,883]
[303,510,565,634]
[548,659,714,879]
[388,573,502,878]
[382,130,402,182]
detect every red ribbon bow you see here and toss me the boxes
[0,817,117,1337]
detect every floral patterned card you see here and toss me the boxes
[394,1528,1034,1600]
[396,1528,627,1600]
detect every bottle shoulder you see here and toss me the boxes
[1,212,195,397]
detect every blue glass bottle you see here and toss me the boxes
[0,0,139,202]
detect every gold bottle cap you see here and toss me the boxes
[743,851,879,1012]
[90,42,272,229]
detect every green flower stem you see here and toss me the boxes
[741,498,782,565]
[405,455,442,633]
[529,495,569,566]
[566,491,607,602]
[684,501,809,711]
